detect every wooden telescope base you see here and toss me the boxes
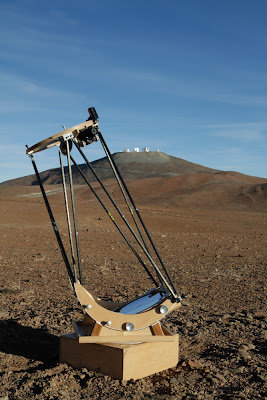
[59,321,179,380]
[59,334,179,381]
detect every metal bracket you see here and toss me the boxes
[61,132,74,142]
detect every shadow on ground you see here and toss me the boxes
[0,319,59,363]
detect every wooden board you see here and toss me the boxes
[73,320,175,343]
[74,282,181,331]
[26,120,95,155]
[59,333,179,380]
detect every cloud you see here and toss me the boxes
[0,70,76,98]
[100,67,267,108]
[203,122,267,142]
[0,69,87,116]
[203,146,266,176]
[0,4,78,31]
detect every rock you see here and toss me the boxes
[170,376,184,384]
[247,343,256,350]
[239,349,251,360]
[59,390,70,399]
[206,374,218,385]
[188,360,203,370]
[0,311,9,318]
[214,373,226,383]
[246,313,253,321]
[253,312,266,321]
[221,314,231,320]
[187,372,203,385]
[0,396,9,400]
[257,373,266,383]
[235,366,246,373]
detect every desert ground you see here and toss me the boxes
[0,180,266,399]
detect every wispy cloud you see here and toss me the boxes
[0,69,87,115]
[101,67,267,108]
[203,146,266,176]
[0,4,78,31]
[203,122,267,142]
[0,70,78,98]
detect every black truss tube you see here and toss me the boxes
[29,154,75,290]
[97,137,151,255]
[73,140,162,286]
[88,136,176,299]
[70,154,158,287]
[98,132,181,301]
[66,140,82,284]
[59,148,78,281]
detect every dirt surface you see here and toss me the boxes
[0,188,266,399]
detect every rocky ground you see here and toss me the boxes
[0,190,266,399]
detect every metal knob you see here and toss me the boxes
[159,305,168,314]
[125,322,134,331]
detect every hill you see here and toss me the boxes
[0,152,219,187]
[0,151,266,212]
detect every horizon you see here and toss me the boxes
[1,148,266,185]
[1,1,267,182]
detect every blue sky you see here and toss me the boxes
[0,0,267,182]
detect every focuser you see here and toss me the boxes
[75,125,99,147]
[87,107,99,123]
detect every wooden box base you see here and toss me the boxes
[59,333,179,380]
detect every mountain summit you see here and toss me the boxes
[0,151,219,187]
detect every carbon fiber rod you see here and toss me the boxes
[29,154,75,290]
[70,154,158,287]
[73,140,164,287]
[98,132,181,300]
[58,148,78,281]
[97,136,151,256]
[66,140,82,284]
[90,135,177,299]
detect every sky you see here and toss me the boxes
[0,0,267,183]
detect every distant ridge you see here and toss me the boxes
[0,151,219,187]
[1,151,267,212]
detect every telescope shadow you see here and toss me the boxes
[0,319,59,364]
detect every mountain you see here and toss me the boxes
[0,151,219,187]
[119,174,267,211]
[1,151,266,211]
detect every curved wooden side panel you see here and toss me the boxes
[26,120,95,154]
[74,283,181,332]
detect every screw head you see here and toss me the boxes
[106,320,112,326]
[159,305,168,314]
[125,322,135,331]
[86,304,92,309]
